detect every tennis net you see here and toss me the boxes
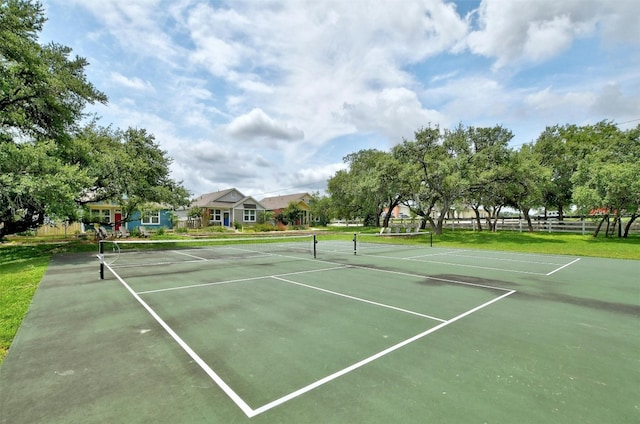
[98,234,317,279]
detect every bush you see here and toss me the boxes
[175,226,188,234]
[156,227,166,236]
[234,221,242,231]
[251,223,279,232]
[205,225,229,233]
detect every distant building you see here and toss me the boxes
[190,188,266,227]
[260,193,312,225]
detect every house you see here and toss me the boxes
[190,188,266,227]
[85,200,174,232]
[260,192,312,225]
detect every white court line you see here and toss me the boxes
[108,258,516,418]
[250,288,516,417]
[422,253,568,266]
[358,252,549,276]
[171,250,208,261]
[272,275,446,322]
[406,249,469,258]
[112,258,206,269]
[546,258,581,275]
[104,263,255,418]
[136,265,350,295]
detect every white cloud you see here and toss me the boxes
[342,88,447,142]
[226,109,305,142]
[294,162,347,187]
[110,72,154,90]
[525,87,596,112]
[590,83,640,120]
[465,0,638,68]
[45,0,639,197]
[67,0,181,63]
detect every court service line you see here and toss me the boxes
[104,263,255,418]
[170,250,208,261]
[136,265,351,295]
[250,288,517,417]
[406,249,470,258]
[358,252,549,276]
[272,276,446,322]
[546,258,581,275]
[420,253,569,266]
[208,247,516,293]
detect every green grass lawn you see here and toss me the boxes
[1,229,638,365]
[0,240,96,364]
[434,229,640,259]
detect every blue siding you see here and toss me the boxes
[128,210,173,230]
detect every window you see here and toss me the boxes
[91,208,111,223]
[243,209,256,222]
[211,209,221,221]
[142,211,160,225]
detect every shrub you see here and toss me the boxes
[252,223,278,232]
[205,225,229,233]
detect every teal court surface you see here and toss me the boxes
[0,235,638,424]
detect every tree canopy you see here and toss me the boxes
[326,121,639,238]
[0,0,189,238]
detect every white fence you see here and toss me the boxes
[443,218,640,235]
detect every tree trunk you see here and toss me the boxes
[425,216,436,231]
[483,205,501,232]
[434,199,450,235]
[381,212,389,228]
[593,214,607,237]
[521,207,534,232]
[558,204,564,221]
[623,213,638,238]
[471,205,483,231]
[608,215,619,238]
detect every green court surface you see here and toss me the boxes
[0,236,638,423]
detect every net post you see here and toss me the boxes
[430,232,433,247]
[353,233,357,255]
[99,241,105,279]
[313,234,317,259]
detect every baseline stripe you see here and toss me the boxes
[104,263,256,417]
[250,289,516,417]
[546,258,581,275]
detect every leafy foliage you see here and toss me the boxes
[0,1,189,238]
[327,121,639,238]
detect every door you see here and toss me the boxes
[115,213,122,230]
[223,212,230,227]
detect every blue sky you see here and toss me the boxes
[40,0,640,199]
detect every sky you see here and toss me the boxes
[40,0,640,200]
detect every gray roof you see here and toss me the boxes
[191,188,266,209]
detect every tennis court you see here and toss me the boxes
[1,234,638,423]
